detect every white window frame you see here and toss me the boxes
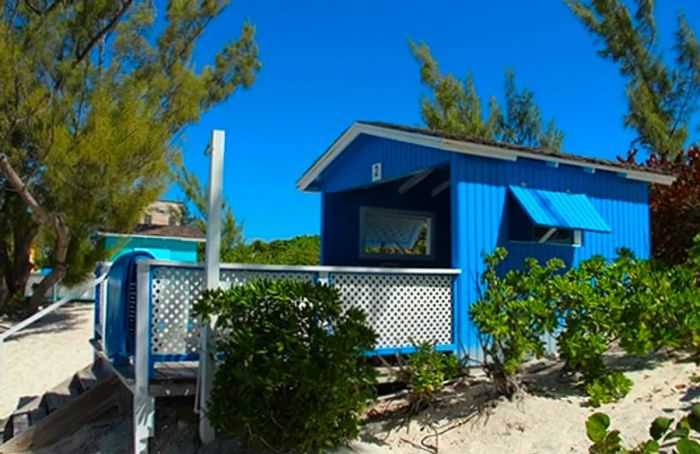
[358,207,435,260]
[532,226,582,247]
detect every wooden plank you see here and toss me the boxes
[8,415,28,440]
[149,381,197,397]
[27,407,47,426]
[0,376,122,453]
[153,362,198,382]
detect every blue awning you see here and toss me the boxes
[509,185,612,233]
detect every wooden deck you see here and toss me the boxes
[92,338,401,399]
[92,344,198,397]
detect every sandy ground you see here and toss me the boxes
[30,351,700,454]
[0,303,94,422]
[348,353,699,453]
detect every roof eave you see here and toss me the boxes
[296,123,677,190]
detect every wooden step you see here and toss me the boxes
[2,396,43,443]
[72,363,109,394]
[0,375,121,453]
[1,361,115,449]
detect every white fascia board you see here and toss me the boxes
[133,258,463,275]
[296,123,363,191]
[439,138,518,161]
[98,231,206,243]
[511,150,676,185]
[296,123,677,191]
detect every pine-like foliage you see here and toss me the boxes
[172,162,245,260]
[173,162,320,265]
[409,41,564,150]
[0,1,261,312]
[568,0,700,157]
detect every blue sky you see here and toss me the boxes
[169,0,700,241]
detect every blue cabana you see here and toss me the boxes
[297,121,675,357]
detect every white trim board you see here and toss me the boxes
[133,258,463,275]
[296,123,676,191]
[98,231,205,243]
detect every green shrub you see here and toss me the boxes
[470,248,562,397]
[397,341,462,407]
[473,242,700,404]
[585,372,634,408]
[194,279,378,453]
[586,404,700,453]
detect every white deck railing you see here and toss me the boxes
[142,261,460,361]
[135,260,461,363]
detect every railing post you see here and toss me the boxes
[317,271,329,286]
[200,129,225,444]
[133,262,154,454]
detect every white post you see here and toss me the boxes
[133,262,155,454]
[199,129,225,444]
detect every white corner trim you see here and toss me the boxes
[296,123,677,191]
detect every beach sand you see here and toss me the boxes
[0,303,94,422]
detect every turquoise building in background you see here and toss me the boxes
[99,201,204,263]
[100,224,204,263]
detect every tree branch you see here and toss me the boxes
[24,0,66,16]
[72,0,133,66]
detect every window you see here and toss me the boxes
[532,226,582,246]
[143,214,153,225]
[359,207,434,259]
[509,196,582,246]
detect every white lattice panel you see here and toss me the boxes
[149,266,316,355]
[148,264,454,355]
[331,273,453,348]
[150,266,205,356]
[220,270,315,287]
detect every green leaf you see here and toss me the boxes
[649,417,673,440]
[689,412,700,433]
[677,438,700,454]
[587,412,611,443]
[641,440,660,453]
[693,404,700,420]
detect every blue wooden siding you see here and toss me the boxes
[104,236,199,263]
[314,134,651,358]
[450,153,650,358]
[318,134,451,193]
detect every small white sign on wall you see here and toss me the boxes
[372,162,382,182]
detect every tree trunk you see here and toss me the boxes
[0,155,70,314]
[12,221,38,289]
[0,190,39,313]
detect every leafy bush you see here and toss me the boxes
[396,341,462,407]
[194,279,378,453]
[585,373,634,408]
[586,404,700,453]
[470,248,562,397]
[473,241,700,404]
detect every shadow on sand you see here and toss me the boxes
[0,302,92,342]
